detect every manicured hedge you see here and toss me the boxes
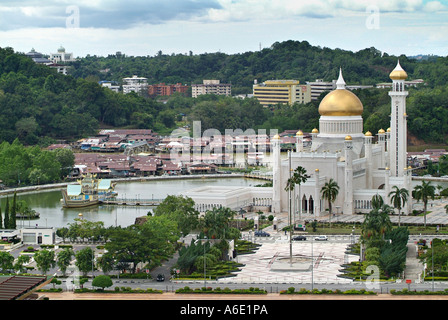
[175,286,267,294]
[280,287,376,295]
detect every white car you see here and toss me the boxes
[314,235,328,241]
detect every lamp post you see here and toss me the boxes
[196,237,208,288]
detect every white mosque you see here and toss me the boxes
[183,61,412,219]
[272,60,412,217]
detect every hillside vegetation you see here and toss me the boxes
[0,40,447,145]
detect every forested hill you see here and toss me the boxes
[1,40,448,146]
[68,40,448,91]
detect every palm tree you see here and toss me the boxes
[361,204,393,250]
[413,180,436,227]
[321,178,339,227]
[285,166,308,192]
[371,194,384,210]
[388,186,409,227]
[285,165,309,219]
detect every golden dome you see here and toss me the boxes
[389,60,408,80]
[319,69,363,117]
[365,131,372,136]
[318,89,363,116]
[312,128,319,134]
[296,130,303,136]
[345,135,352,141]
[273,134,280,140]
[378,128,385,134]
[387,128,391,132]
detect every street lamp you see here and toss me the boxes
[196,236,208,287]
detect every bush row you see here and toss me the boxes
[280,287,377,295]
[391,288,448,295]
[175,286,267,294]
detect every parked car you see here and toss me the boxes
[314,235,328,241]
[156,274,165,282]
[292,235,307,241]
[254,230,270,237]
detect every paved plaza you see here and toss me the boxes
[219,239,357,284]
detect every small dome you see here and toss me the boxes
[312,128,319,134]
[296,130,303,136]
[365,131,372,136]
[345,135,352,141]
[378,128,385,134]
[389,60,408,80]
[273,134,280,140]
[387,128,391,132]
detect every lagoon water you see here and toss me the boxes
[3,176,447,230]
[4,177,260,229]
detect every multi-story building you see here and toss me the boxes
[191,80,231,98]
[252,80,311,107]
[307,79,336,101]
[148,83,189,96]
[122,75,148,95]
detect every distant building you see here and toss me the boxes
[148,83,189,96]
[253,80,311,107]
[307,79,336,101]
[50,46,75,63]
[99,81,120,93]
[25,48,69,75]
[122,75,148,95]
[191,80,231,98]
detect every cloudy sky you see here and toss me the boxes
[0,0,447,58]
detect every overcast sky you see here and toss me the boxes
[0,0,447,58]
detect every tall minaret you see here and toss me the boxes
[272,134,282,213]
[344,135,354,215]
[388,60,408,177]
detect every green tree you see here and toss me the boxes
[371,194,384,210]
[361,204,393,249]
[57,247,74,277]
[153,195,199,236]
[92,275,113,291]
[75,247,95,277]
[320,178,340,227]
[0,251,14,273]
[97,252,115,275]
[388,186,409,227]
[200,207,236,240]
[34,249,56,275]
[413,180,436,227]
[4,197,10,229]
[14,255,31,273]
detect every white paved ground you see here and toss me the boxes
[219,240,357,284]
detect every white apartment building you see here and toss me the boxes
[307,79,336,101]
[191,80,231,98]
[122,75,148,95]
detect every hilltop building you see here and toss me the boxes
[191,80,231,98]
[148,83,189,96]
[122,75,148,95]
[252,80,311,106]
[25,48,69,75]
[50,46,75,63]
